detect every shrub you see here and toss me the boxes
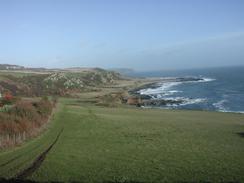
[0,92,21,106]
[1,92,14,105]
[0,105,12,112]
[41,96,49,101]
[33,98,52,117]
[51,95,58,105]
[0,98,53,149]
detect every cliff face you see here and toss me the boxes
[0,68,121,96]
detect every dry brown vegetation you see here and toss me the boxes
[0,97,54,149]
[0,69,122,97]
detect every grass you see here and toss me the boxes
[0,98,244,182]
[0,71,38,78]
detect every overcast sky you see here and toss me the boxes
[0,0,244,71]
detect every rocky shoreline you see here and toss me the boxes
[127,77,205,107]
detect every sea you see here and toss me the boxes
[130,66,244,113]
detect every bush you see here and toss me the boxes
[1,92,14,105]
[0,92,21,106]
[0,98,53,149]
[33,98,52,116]
[51,95,58,105]
[0,105,12,112]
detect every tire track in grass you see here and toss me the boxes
[15,128,64,180]
[0,154,23,168]
[0,144,50,178]
[0,143,45,168]
[0,104,60,171]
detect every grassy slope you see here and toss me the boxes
[1,98,244,182]
[0,71,38,78]
[0,103,64,178]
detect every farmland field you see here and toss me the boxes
[1,98,244,182]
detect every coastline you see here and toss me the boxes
[127,77,206,107]
[126,76,244,114]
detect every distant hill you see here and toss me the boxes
[0,65,122,96]
[109,68,135,76]
[0,64,25,70]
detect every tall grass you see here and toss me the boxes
[0,98,54,149]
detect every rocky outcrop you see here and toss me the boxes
[0,68,122,97]
[125,97,183,107]
[126,97,142,105]
[141,99,183,106]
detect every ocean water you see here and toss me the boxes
[132,66,244,113]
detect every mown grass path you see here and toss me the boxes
[1,98,244,183]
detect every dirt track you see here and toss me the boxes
[15,128,64,180]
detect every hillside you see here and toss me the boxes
[0,66,244,183]
[0,66,122,97]
[0,64,25,70]
[0,98,244,182]
[109,68,135,76]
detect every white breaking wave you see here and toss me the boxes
[164,97,207,107]
[139,77,215,96]
[232,111,244,114]
[197,78,216,83]
[213,99,244,114]
[201,78,216,82]
[137,76,215,107]
[139,82,181,95]
[219,110,244,114]
[213,99,228,112]
[180,98,207,106]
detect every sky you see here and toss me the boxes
[0,0,244,71]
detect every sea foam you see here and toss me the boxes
[139,77,215,96]
[138,76,215,107]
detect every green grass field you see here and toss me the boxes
[0,71,38,78]
[1,98,244,182]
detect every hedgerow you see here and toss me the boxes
[0,98,53,149]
